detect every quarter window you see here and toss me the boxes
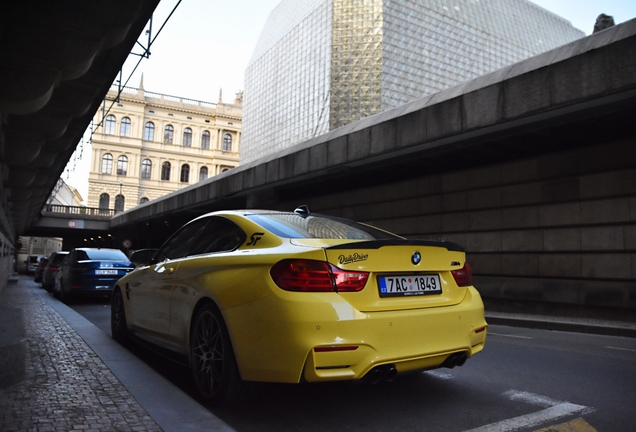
[101,154,113,174]
[156,216,245,261]
[120,117,131,137]
[144,122,155,141]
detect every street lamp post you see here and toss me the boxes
[116,181,123,213]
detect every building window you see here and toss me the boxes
[117,155,128,176]
[180,164,190,183]
[201,130,210,149]
[101,154,113,174]
[164,125,174,144]
[120,117,131,137]
[183,128,192,147]
[161,162,171,181]
[99,193,109,209]
[223,133,232,151]
[141,159,152,179]
[199,166,208,182]
[144,122,155,141]
[140,197,149,204]
[115,194,125,212]
[105,115,116,134]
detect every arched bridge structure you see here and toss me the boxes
[110,19,636,321]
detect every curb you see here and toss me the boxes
[485,313,636,339]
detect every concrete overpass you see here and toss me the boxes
[109,19,636,321]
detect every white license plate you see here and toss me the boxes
[96,269,118,275]
[378,274,442,297]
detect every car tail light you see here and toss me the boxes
[451,262,472,287]
[48,266,58,273]
[271,259,368,293]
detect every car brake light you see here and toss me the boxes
[48,266,58,272]
[271,259,369,293]
[451,262,472,287]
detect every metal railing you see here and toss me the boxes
[43,204,116,217]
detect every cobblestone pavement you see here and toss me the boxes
[0,283,163,432]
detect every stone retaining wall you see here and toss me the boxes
[274,137,636,320]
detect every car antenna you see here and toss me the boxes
[294,205,311,217]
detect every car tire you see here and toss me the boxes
[58,281,70,304]
[111,288,129,344]
[190,303,246,406]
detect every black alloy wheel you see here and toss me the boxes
[190,304,244,406]
[111,289,129,344]
[58,281,69,304]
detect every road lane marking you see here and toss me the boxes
[535,417,598,432]
[505,390,562,407]
[488,332,533,339]
[423,370,453,380]
[605,346,636,353]
[463,391,593,432]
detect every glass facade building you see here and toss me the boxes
[243,0,584,163]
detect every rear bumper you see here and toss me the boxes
[226,286,487,383]
[302,287,487,382]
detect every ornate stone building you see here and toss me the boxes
[88,84,242,212]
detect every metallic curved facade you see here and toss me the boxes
[243,0,584,163]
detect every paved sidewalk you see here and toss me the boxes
[0,276,234,432]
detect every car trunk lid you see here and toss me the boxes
[317,239,469,312]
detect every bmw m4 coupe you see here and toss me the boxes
[111,206,487,405]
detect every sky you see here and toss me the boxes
[64,0,636,201]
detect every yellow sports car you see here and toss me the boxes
[111,206,487,405]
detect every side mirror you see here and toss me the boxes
[130,249,158,266]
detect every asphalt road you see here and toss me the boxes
[70,298,636,432]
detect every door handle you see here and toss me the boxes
[156,266,175,275]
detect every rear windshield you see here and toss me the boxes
[247,213,401,240]
[77,249,129,261]
[51,253,68,264]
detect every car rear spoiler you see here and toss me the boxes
[326,239,464,252]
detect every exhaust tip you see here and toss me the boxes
[443,352,468,369]
[385,365,398,382]
[365,367,384,384]
[365,364,398,384]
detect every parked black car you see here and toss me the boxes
[42,251,69,292]
[53,248,133,303]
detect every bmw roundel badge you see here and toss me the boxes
[411,251,421,265]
